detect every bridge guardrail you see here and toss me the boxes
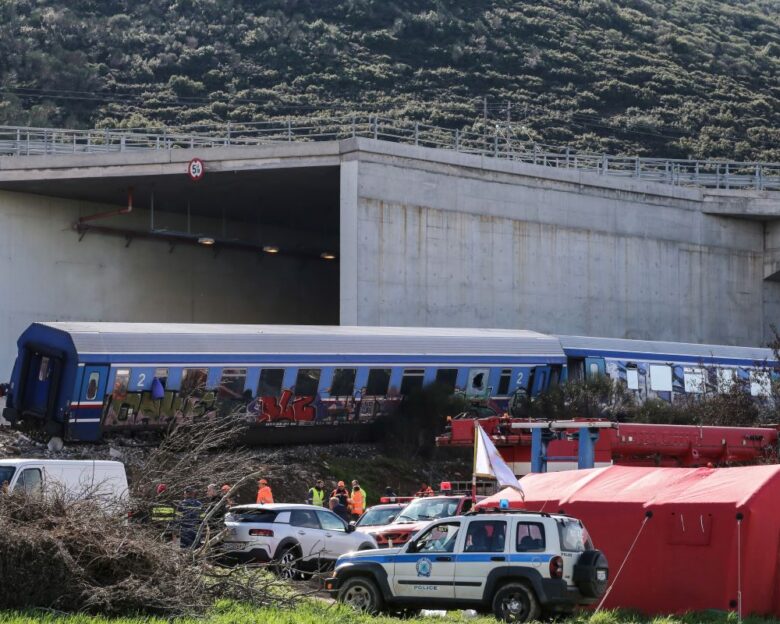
[0,116,777,191]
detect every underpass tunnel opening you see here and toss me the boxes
[0,165,341,334]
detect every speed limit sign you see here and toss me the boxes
[187,158,205,181]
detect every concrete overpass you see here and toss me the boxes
[1,122,779,378]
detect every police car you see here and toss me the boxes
[325,510,608,622]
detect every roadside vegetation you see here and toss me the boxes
[0,416,305,616]
[1,604,779,624]
[1,1,778,160]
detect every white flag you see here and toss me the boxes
[474,424,525,496]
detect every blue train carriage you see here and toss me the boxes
[2,323,567,443]
[559,335,779,402]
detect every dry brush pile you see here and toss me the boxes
[0,415,304,616]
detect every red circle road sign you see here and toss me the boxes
[187,158,205,181]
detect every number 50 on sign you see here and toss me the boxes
[187,158,205,181]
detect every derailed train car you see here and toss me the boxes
[1,323,565,442]
[1,322,776,443]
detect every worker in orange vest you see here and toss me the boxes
[256,478,274,504]
[350,483,365,521]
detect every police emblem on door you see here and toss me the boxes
[416,558,432,577]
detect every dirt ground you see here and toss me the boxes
[0,426,474,505]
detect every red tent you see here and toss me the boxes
[476,464,780,616]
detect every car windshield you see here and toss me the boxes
[356,506,402,527]
[557,519,593,552]
[396,498,459,522]
[0,467,15,491]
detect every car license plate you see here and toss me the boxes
[597,570,607,581]
[222,542,247,552]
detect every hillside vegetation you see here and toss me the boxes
[0,0,778,160]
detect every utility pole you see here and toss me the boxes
[483,97,488,127]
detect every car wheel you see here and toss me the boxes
[338,576,383,614]
[358,543,374,551]
[273,545,302,581]
[492,582,540,623]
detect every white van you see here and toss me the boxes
[0,459,128,504]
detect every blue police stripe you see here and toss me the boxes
[338,552,554,565]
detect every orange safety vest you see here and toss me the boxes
[256,485,274,504]
[351,489,365,515]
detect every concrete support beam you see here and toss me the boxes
[702,190,780,218]
[339,160,359,325]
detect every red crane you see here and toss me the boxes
[436,417,779,475]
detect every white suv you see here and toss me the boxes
[326,511,608,622]
[221,504,377,576]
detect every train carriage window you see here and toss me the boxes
[258,369,284,398]
[626,366,639,391]
[497,369,512,395]
[467,368,490,395]
[180,368,208,398]
[330,368,356,396]
[435,369,458,393]
[717,368,736,393]
[365,369,391,396]
[550,365,562,386]
[400,369,425,396]
[112,369,130,401]
[295,369,321,397]
[684,367,705,394]
[567,359,585,382]
[86,372,100,401]
[154,368,169,389]
[750,370,771,397]
[38,357,51,382]
[649,365,672,392]
[218,368,247,400]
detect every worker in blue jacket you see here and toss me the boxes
[177,486,203,548]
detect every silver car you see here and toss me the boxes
[221,503,377,576]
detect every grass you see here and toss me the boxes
[0,603,779,624]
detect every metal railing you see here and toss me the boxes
[0,115,778,191]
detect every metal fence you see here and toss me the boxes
[0,115,778,191]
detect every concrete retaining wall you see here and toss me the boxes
[341,142,780,347]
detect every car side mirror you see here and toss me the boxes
[346,524,355,533]
[349,520,356,527]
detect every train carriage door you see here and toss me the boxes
[530,366,550,396]
[72,365,109,426]
[20,349,62,418]
[584,357,606,379]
